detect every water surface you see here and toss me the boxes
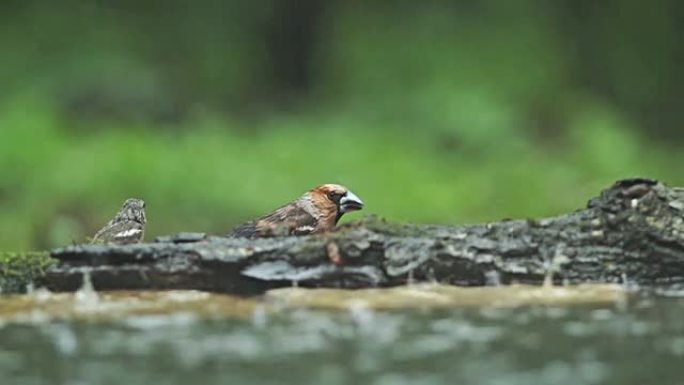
[1,285,683,385]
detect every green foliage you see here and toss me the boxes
[1,95,682,250]
[0,252,56,294]
[1,0,683,250]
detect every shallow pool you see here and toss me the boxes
[1,285,683,385]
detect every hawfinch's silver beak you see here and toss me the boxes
[340,190,364,212]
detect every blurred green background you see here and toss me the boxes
[2,0,683,250]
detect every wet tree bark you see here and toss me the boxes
[45,178,684,295]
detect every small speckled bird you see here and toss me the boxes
[91,198,146,244]
[230,184,364,238]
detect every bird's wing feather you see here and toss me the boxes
[230,222,258,238]
[257,203,318,235]
[92,221,144,244]
[231,203,318,238]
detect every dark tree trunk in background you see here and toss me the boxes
[265,0,326,100]
[558,0,684,138]
[46,178,684,295]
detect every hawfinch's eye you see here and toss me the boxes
[328,191,342,201]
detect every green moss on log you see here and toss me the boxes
[342,215,435,237]
[0,252,56,293]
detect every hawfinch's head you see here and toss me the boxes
[310,184,364,222]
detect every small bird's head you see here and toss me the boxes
[116,198,147,224]
[310,184,364,223]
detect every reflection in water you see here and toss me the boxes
[265,284,626,310]
[0,285,683,385]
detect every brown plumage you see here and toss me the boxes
[230,184,364,238]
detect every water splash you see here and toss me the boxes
[251,305,268,328]
[485,270,501,286]
[621,272,639,291]
[74,269,99,308]
[46,324,79,356]
[348,300,376,335]
[543,269,554,288]
[543,245,570,288]
[407,269,415,285]
[31,287,53,302]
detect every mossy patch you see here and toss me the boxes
[340,215,432,237]
[0,252,56,294]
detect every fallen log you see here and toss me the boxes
[42,177,684,295]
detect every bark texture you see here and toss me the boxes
[46,178,684,294]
